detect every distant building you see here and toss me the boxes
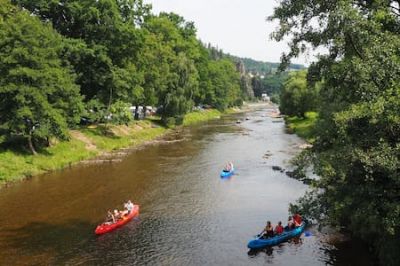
[261,93,270,102]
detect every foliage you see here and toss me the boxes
[0,120,166,183]
[0,139,95,182]
[271,1,400,264]
[110,101,132,125]
[262,72,289,96]
[206,59,242,110]
[279,70,320,117]
[182,109,221,126]
[286,112,317,142]
[0,0,247,152]
[0,0,83,154]
[228,56,305,74]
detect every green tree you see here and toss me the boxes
[14,0,146,109]
[271,1,400,265]
[279,70,319,118]
[207,59,242,110]
[141,14,200,125]
[0,1,83,154]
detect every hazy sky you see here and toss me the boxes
[144,0,313,65]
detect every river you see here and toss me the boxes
[0,105,374,265]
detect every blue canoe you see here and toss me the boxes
[247,222,306,249]
[220,168,234,178]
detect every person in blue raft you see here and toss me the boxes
[260,221,275,239]
[248,214,305,249]
[224,162,233,172]
[220,162,234,178]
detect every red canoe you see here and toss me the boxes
[95,205,139,235]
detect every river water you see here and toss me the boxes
[0,105,374,265]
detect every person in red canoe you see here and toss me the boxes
[275,221,284,235]
[293,213,302,227]
[105,210,116,225]
[113,209,123,220]
[124,200,134,214]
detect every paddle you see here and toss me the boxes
[255,229,265,238]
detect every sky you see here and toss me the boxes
[143,0,314,66]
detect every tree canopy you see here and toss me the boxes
[279,70,319,117]
[0,0,251,153]
[271,1,400,265]
[0,0,83,154]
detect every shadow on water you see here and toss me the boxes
[248,246,274,257]
[0,220,93,265]
[247,237,303,258]
[323,238,379,266]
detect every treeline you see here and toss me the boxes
[271,1,400,265]
[251,72,290,103]
[229,56,305,74]
[279,70,319,117]
[0,0,250,154]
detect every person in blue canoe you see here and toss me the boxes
[285,216,295,230]
[293,213,302,227]
[223,162,233,172]
[275,221,284,235]
[261,221,274,238]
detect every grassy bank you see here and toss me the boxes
[0,109,229,185]
[183,109,222,126]
[285,112,318,142]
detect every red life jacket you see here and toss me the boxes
[275,225,284,234]
[293,214,302,225]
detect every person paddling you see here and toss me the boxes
[286,216,295,230]
[262,221,274,239]
[224,162,233,172]
[293,213,302,227]
[113,209,122,220]
[105,210,115,224]
[275,221,284,235]
[124,200,134,214]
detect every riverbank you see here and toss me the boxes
[285,111,317,142]
[0,109,229,187]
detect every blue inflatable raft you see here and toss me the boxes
[247,222,306,249]
[220,168,234,178]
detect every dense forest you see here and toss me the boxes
[0,0,257,154]
[271,1,400,265]
[229,56,305,74]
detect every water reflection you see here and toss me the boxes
[247,236,304,257]
[0,106,376,265]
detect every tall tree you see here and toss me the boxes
[14,0,146,107]
[271,1,400,265]
[0,0,83,154]
[279,70,319,117]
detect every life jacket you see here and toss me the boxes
[275,225,284,234]
[293,214,302,225]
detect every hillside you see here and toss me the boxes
[229,56,305,75]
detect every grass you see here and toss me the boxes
[0,109,235,185]
[80,121,166,151]
[285,112,318,142]
[0,139,96,183]
[182,109,222,126]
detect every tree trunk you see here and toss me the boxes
[46,136,51,147]
[28,135,37,155]
[143,106,147,119]
[134,104,140,120]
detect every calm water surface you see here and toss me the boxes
[0,106,374,265]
